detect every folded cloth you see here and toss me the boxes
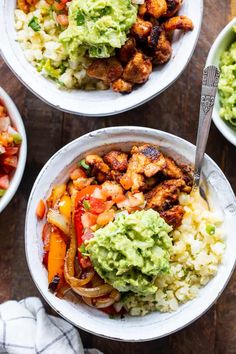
[0,297,103,354]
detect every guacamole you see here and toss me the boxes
[59,0,137,59]
[219,26,236,127]
[87,210,173,296]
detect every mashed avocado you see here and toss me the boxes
[219,26,236,127]
[59,0,137,59]
[87,210,173,296]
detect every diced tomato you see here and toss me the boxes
[0,175,9,189]
[96,209,115,226]
[81,212,98,228]
[54,1,66,10]
[80,257,92,269]
[36,199,46,219]
[89,197,106,214]
[1,155,17,168]
[75,185,101,208]
[4,147,19,156]
[113,194,126,204]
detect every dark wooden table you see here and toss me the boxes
[0,1,236,353]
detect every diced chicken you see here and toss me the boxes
[86,57,123,84]
[131,18,153,40]
[138,3,147,17]
[123,52,152,84]
[85,155,110,183]
[101,181,124,200]
[163,15,194,32]
[73,177,94,190]
[112,79,133,94]
[160,205,184,228]
[120,144,166,192]
[119,37,137,63]
[152,31,172,64]
[145,178,185,211]
[162,156,184,179]
[146,0,167,18]
[103,151,129,172]
[165,0,183,17]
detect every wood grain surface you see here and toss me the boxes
[0,1,235,353]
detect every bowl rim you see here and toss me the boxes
[25,126,236,341]
[0,0,203,117]
[206,17,236,146]
[0,87,27,213]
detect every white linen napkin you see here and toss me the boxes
[0,297,103,354]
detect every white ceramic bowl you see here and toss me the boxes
[25,126,236,342]
[0,0,203,117]
[206,17,236,146]
[0,87,27,213]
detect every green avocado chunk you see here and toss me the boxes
[59,0,137,58]
[87,209,173,296]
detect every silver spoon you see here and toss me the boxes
[193,65,220,203]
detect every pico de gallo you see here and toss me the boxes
[0,99,22,198]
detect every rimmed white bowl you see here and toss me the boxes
[25,126,236,342]
[206,17,236,146]
[0,87,27,213]
[0,0,203,117]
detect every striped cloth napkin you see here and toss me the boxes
[0,297,103,354]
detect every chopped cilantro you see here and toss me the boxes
[83,199,91,210]
[28,16,41,32]
[76,11,85,26]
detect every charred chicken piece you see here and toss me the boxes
[160,205,184,228]
[85,155,110,183]
[146,0,167,18]
[86,57,123,84]
[145,178,185,211]
[138,3,147,17]
[119,37,137,63]
[165,0,183,17]
[103,151,129,172]
[120,144,166,192]
[112,79,133,94]
[123,52,152,84]
[151,31,172,64]
[162,156,184,179]
[131,17,153,40]
[101,181,124,199]
[163,15,194,32]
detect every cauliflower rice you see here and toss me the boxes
[124,191,225,316]
[14,0,106,90]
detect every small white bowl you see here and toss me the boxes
[206,17,236,146]
[0,87,27,213]
[0,0,203,117]
[25,126,236,342]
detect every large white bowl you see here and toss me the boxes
[25,126,236,342]
[206,17,236,146]
[0,87,27,213]
[0,0,203,117]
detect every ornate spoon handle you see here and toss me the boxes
[193,65,220,188]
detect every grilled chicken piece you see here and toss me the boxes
[123,52,152,84]
[85,155,110,183]
[131,18,153,40]
[138,3,147,17]
[146,0,167,18]
[152,31,172,64]
[163,156,184,179]
[131,145,166,177]
[160,205,184,228]
[145,178,185,211]
[18,0,38,13]
[119,37,137,63]
[86,57,123,84]
[103,151,129,172]
[120,144,166,192]
[112,79,133,93]
[163,15,194,32]
[165,0,183,17]
[102,181,124,199]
